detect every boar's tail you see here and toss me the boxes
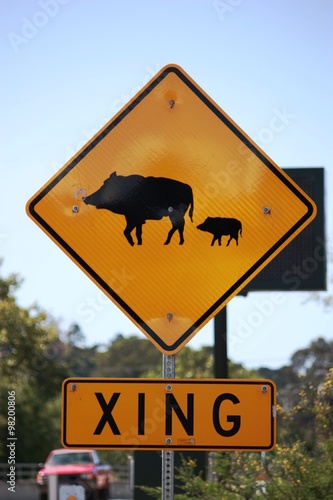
[239,222,243,237]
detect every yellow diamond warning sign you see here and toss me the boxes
[26,64,316,354]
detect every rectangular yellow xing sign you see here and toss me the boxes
[26,64,317,355]
[62,378,276,451]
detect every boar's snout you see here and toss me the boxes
[83,194,93,205]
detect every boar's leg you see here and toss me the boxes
[123,217,145,245]
[211,235,222,246]
[226,233,238,246]
[135,224,143,245]
[164,212,185,245]
[123,217,137,246]
[164,226,177,245]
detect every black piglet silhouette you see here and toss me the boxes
[197,217,242,246]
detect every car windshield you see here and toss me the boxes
[48,452,92,465]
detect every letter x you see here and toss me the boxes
[94,393,121,435]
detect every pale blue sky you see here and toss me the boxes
[1,0,332,368]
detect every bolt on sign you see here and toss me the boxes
[26,64,316,354]
[62,378,276,451]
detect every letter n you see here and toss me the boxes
[165,393,194,435]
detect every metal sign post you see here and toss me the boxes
[162,354,175,500]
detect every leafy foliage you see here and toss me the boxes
[0,268,70,461]
[165,369,333,500]
[92,334,162,377]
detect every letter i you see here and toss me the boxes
[138,393,145,435]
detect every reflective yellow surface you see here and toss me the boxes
[27,65,316,354]
[62,378,276,451]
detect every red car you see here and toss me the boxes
[36,448,112,500]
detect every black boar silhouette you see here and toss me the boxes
[197,217,242,246]
[83,172,194,246]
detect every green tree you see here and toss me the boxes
[0,266,70,461]
[144,345,259,379]
[263,338,333,449]
[264,369,333,499]
[290,337,333,383]
[59,341,100,377]
[161,369,333,500]
[65,322,86,347]
[93,334,161,377]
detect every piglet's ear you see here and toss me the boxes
[109,171,117,178]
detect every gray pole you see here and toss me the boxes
[162,354,175,500]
